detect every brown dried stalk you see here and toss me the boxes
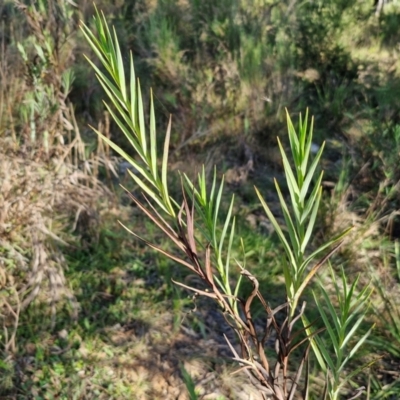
[122,186,320,400]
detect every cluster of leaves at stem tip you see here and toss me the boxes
[80,7,373,400]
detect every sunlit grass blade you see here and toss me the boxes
[315,335,336,373]
[282,257,295,300]
[101,12,118,78]
[182,173,201,199]
[296,242,344,302]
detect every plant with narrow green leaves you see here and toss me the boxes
[81,8,372,399]
[255,111,352,319]
[311,265,374,400]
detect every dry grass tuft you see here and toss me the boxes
[0,0,119,338]
[0,140,115,329]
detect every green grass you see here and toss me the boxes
[0,210,284,399]
[2,0,400,398]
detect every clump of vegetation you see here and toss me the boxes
[0,1,116,394]
[1,0,400,398]
[80,9,374,399]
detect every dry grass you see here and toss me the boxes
[0,142,113,316]
[0,0,120,361]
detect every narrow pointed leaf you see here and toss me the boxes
[275,179,301,255]
[314,294,340,353]
[339,327,373,373]
[113,27,127,101]
[90,125,153,185]
[128,170,168,214]
[300,172,324,225]
[149,90,158,179]
[299,143,325,202]
[286,110,300,166]
[301,186,322,253]
[255,186,297,269]
[162,116,174,216]
[301,117,314,176]
[277,137,301,221]
[224,216,236,293]
[137,80,146,156]
[129,53,137,128]
[301,227,353,270]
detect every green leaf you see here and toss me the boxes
[255,186,297,269]
[314,293,340,355]
[129,53,137,128]
[301,116,314,177]
[81,25,109,75]
[315,334,336,373]
[339,327,373,373]
[137,80,147,156]
[299,172,323,225]
[319,287,342,338]
[83,57,126,108]
[90,126,153,186]
[301,315,328,373]
[208,167,217,220]
[162,116,174,216]
[213,177,225,248]
[225,216,236,293]
[113,27,127,101]
[341,312,367,350]
[274,179,301,256]
[301,186,322,253]
[277,137,301,221]
[149,90,158,179]
[128,169,169,215]
[301,227,353,271]
[102,102,146,163]
[199,166,207,205]
[218,195,235,279]
[299,142,325,203]
[286,110,300,167]
[339,354,377,387]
